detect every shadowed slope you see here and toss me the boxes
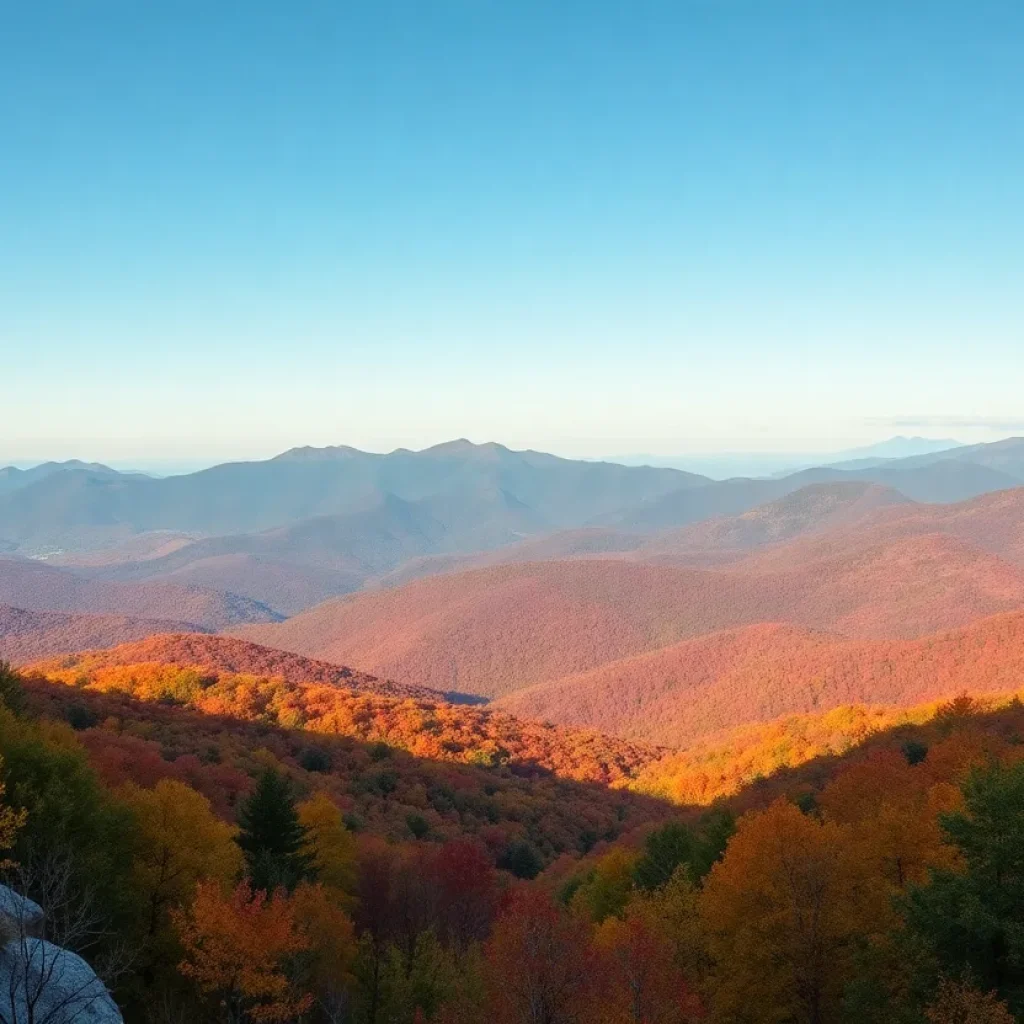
[21,672,671,858]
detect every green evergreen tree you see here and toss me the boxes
[694,806,735,878]
[497,840,542,880]
[633,821,695,891]
[0,661,25,715]
[904,761,1024,1013]
[633,809,734,891]
[237,768,311,892]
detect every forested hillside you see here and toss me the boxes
[0,604,209,664]
[238,534,1024,699]
[496,611,1024,746]
[4,654,1024,1023]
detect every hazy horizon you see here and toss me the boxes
[0,432,979,481]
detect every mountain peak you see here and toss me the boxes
[421,439,509,457]
[272,445,366,461]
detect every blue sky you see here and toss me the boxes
[2,1,1023,465]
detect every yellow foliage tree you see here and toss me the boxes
[635,867,709,985]
[121,779,243,944]
[699,799,877,1024]
[297,791,357,902]
[291,881,357,1017]
[573,848,639,923]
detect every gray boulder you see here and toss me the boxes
[0,937,122,1023]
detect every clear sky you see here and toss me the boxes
[2,0,1023,465]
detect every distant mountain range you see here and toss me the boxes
[1,437,1022,618]
[612,435,964,478]
[0,459,137,496]
[0,439,700,550]
[4,434,1024,743]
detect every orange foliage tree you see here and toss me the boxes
[819,751,961,894]
[173,880,313,1024]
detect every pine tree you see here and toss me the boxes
[238,768,312,893]
[905,762,1024,1014]
[0,661,25,715]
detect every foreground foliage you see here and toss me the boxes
[5,655,1024,1022]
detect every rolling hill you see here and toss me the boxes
[629,484,1024,586]
[495,611,1024,746]
[638,481,913,565]
[236,530,1024,698]
[607,455,1023,532]
[66,489,545,613]
[0,604,207,664]
[26,632,447,700]
[727,488,1024,577]
[26,640,665,790]
[51,530,197,566]
[376,481,1024,586]
[374,526,645,589]
[845,485,1024,566]
[94,553,363,616]
[0,556,280,628]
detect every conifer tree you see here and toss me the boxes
[238,768,312,893]
[0,661,25,715]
